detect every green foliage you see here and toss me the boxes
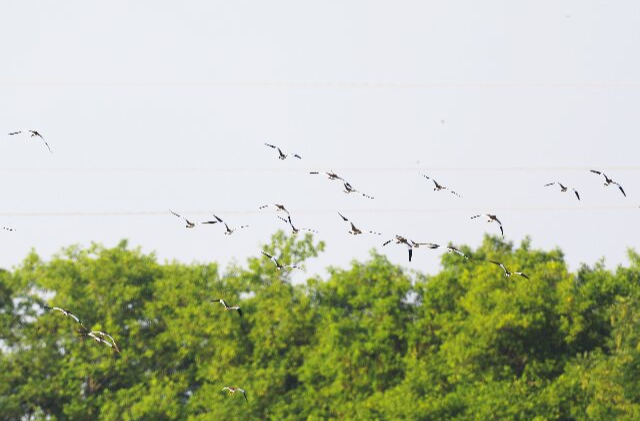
[0,233,638,420]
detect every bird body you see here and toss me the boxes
[409,240,440,249]
[590,170,626,197]
[170,210,218,228]
[402,241,469,260]
[223,222,249,235]
[420,173,462,197]
[211,214,249,235]
[211,298,243,316]
[170,210,196,228]
[342,182,374,199]
[349,222,362,235]
[278,215,318,235]
[85,330,121,353]
[9,130,52,153]
[43,305,84,327]
[338,212,381,236]
[490,260,529,279]
[259,204,290,215]
[264,143,301,160]
[261,251,301,271]
[383,235,413,262]
[44,305,119,352]
[446,245,470,260]
[471,214,504,237]
[310,171,343,181]
[222,386,248,402]
[544,182,580,200]
[311,171,373,198]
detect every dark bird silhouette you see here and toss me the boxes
[383,235,413,262]
[259,204,290,215]
[490,260,529,279]
[338,212,381,236]
[342,182,374,199]
[309,171,344,181]
[544,182,580,200]
[170,210,219,228]
[9,130,52,153]
[406,241,469,260]
[471,214,504,237]
[420,173,462,197]
[261,251,301,271]
[211,214,249,235]
[264,143,301,160]
[278,215,318,235]
[590,170,626,197]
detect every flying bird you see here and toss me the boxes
[544,182,580,200]
[342,182,374,199]
[489,260,529,279]
[43,305,85,327]
[9,130,52,153]
[408,240,440,249]
[590,170,626,197]
[259,204,290,215]
[264,143,301,160]
[383,235,414,262]
[406,241,469,260]
[212,214,249,235]
[85,330,121,353]
[278,215,318,235]
[309,171,344,181]
[170,210,219,228]
[211,298,242,317]
[222,386,248,402]
[261,251,301,271]
[471,214,504,237]
[407,240,442,261]
[420,173,462,197]
[337,212,381,236]
[446,245,470,260]
[170,209,197,228]
[310,171,372,198]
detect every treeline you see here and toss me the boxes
[1,232,639,420]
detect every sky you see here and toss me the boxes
[1,1,638,281]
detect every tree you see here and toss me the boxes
[1,234,639,420]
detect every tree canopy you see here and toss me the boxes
[1,233,639,420]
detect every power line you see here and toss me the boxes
[0,206,636,218]
[2,80,640,90]
[0,166,639,174]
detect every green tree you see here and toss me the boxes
[1,234,640,420]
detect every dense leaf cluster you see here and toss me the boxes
[1,233,639,420]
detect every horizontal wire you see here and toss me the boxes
[1,80,640,89]
[0,167,639,173]
[0,206,637,218]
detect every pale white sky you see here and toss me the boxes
[1,1,638,279]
